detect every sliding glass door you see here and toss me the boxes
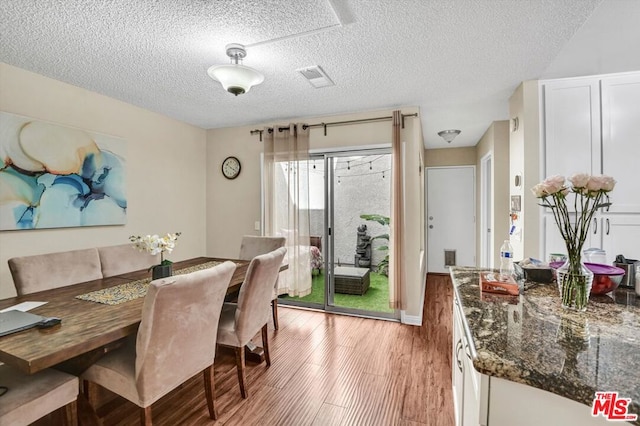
[280,149,397,320]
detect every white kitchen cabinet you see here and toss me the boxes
[601,74,640,213]
[540,72,640,261]
[543,214,640,264]
[601,214,640,261]
[452,295,489,426]
[451,291,633,426]
[542,77,601,177]
[462,341,483,426]
[487,376,630,426]
[452,299,464,426]
[542,213,599,263]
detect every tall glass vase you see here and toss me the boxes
[556,257,593,311]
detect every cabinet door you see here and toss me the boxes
[462,344,481,426]
[601,214,640,261]
[452,298,465,426]
[601,73,640,213]
[542,78,601,178]
[543,214,599,262]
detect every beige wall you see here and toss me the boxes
[206,108,426,319]
[0,63,208,299]
[475,121,510,268]
[424,147,477,167]
[508,81,541,261]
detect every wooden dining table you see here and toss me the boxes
[0,257,252,375]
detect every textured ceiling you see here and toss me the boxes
[2,0,634,148]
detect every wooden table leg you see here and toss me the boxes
[77,391,101,426]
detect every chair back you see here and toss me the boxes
[235,247,287,343]
[134,261,236,402]
[9,248,102,295]
[238,236,286,260]
[98,244,160,277]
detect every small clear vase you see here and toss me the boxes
[556,258,593,311]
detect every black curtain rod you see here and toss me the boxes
[249,112,418,141]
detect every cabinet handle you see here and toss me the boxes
[606,218,610,235]
[593,218,597,234]
[464,342,472,360]
[455,339,463,372]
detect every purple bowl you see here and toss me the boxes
[549,262,625,295]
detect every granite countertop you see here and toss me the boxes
[450,266,640,424]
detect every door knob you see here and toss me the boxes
[429,225,434,229]
[429,216,434,220]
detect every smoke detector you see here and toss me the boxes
[297,65,335,88]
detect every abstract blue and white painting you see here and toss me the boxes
[0,112,126,230]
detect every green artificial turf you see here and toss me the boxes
[281,271,393,313]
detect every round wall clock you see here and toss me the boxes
[221,156,241,180]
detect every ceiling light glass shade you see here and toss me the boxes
[207,64,264,96]
[437,129,461,143]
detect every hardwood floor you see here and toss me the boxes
[37,274,454,426]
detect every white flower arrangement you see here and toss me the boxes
[531,174,615,310]
[531,174,615,246]
[129,232,181,265]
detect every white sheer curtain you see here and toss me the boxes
[262,123,312,297]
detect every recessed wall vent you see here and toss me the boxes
[297,65,335,88]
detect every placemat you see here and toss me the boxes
[76,261,226,305]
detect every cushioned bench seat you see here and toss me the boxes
[0,365,78,426]
[8,244,160,295]
[8,248,103,296]
[98,244,159,277]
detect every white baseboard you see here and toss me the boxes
[401,251,427,326]
[400,311,422,326]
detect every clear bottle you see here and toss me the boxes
[499,239,514,280]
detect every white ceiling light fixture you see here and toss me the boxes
[438,129,461,143]
[207,43,264,96]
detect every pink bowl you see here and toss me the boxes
[549,262,625,295]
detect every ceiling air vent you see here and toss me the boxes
[297,65,335,88]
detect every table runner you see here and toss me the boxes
[76,261,226,305]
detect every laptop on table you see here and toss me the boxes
[0,310,45,337]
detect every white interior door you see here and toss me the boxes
[427,167,476,273]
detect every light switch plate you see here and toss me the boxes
[254,221,260,231]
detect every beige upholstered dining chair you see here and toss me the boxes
[98,243,160,277]
[0,364,79,425]
[8,248,103,295]
[217,247,287,398]
[81,261,236,425]
[238,235,286,330]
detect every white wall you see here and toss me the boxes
[0,63,208,299]
[475,121,510,267]
[206,108,425,319]
[508,81,541,261]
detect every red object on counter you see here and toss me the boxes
[549,262,625,295]
[480,272,519,296]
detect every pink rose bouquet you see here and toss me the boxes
[532,174,615,310]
